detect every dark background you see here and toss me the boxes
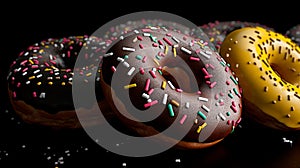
[1,2,300,168]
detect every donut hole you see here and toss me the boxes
[49,39,98,69]
[54,49,80,69]
[270,63,298,87]
[270,63,283,80]
[161,66,189,91]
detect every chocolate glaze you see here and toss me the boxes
[6,19,204,115]
[7,36,104,114]
[101,25,242,146]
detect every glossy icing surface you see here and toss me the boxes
[101,25,242,144]
[220,26,300,129]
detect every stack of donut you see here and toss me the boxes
[6,15,300,150]
[6,19,194,129]
[7,18,243,149]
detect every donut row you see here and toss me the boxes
[6,17,300,150]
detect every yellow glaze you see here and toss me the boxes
[220,26,300,129]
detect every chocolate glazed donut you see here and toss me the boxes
[7,35,113,128]
[100,25,242,149]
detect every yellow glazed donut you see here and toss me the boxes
[220,26,300,131]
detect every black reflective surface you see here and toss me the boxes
[1,3,300,168]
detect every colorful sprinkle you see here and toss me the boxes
[124,83,137,89]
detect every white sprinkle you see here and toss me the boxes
[175,159,181,163]
[198,96,208,102]
[162,94,168,105]
[24,52,29,56]
[132,37,138,43]
[99,41,106,45]
[143,33,151,37]
[36,74,42,78]
[185,102,190,109]
[218,113,226,121]
[162,27,168,32]
[49,54,53,60]
[123,61,130,68]
[127,67,135,76]
[120,36,124,40]
[122,162,127,167]
[147,99,152,103]
[39,92,46,98]
[201,104,210,112]
[167,81,175,90]
[150,26,158,30]
[26,81,30,84]
[117,57,124,62]
[104,52,113,57]
[282,137,293,146]
[205,50,212,55]
[172,36,180,43]
[22,72,27,76]
[134,30,139,34]
[200,50,211,59]
[33,69,40,74]
[180,47,192,54]
[142,93,150,99]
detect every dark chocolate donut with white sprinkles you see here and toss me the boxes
[7,35,110,128]
[100,25,242,149]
